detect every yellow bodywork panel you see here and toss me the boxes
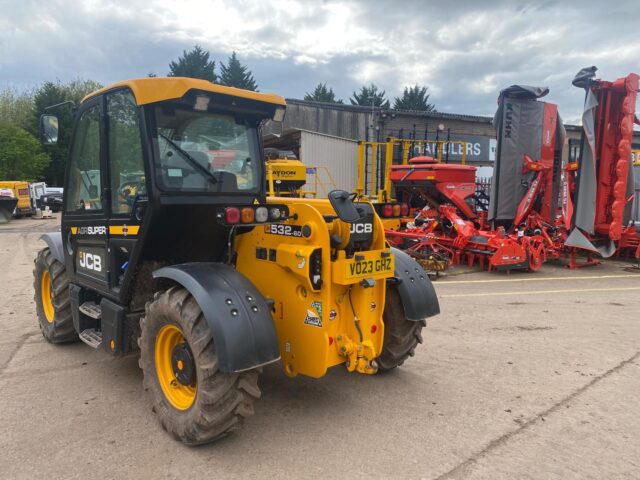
[82,77,286,107]
[235,197,392,378]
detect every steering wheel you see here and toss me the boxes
[118,181,145,207]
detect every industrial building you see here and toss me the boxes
[264,98,640,208]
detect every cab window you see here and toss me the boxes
[66,105,102,213]
[107,90,146,215]
[152,106,260,193]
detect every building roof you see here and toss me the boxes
[285,98,495,124]
[83,77,286,107]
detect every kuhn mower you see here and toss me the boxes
[566,67,640,261]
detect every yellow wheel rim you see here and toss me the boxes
[155,324,197,410]
[41,270,54,324]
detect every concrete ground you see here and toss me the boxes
[1,217,639,479]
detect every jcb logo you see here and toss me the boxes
[350,223,372,234]
[79,251,102,272]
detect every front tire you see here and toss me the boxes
[377,288,426,372]
[139,286,261,445]
[33,247,77,343]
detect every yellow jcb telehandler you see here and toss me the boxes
[33,77,439,445]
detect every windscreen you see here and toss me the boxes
[152,105,261,193]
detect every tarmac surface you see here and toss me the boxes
[1,217,639,479]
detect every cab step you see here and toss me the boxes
[79,301,102,319]
[79,328,102,349]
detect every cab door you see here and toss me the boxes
[62,96,110,294]
[104,89,148,297]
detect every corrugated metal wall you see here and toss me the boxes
[265,99,638,148]
[299,131,359,193]
[381,111,495,139]
[264,100,372,140]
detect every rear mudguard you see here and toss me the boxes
[389,247,440,320]
[40,232,65,263]
[153,263,280,373]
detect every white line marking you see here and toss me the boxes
[439,286,640,298]
[437,274,639,286]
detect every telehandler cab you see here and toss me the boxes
[34,77,439,445]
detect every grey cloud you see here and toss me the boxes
[0,0,638,125]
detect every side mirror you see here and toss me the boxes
[40,114,59,145]
[328,189,361,223]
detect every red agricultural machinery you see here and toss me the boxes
[566,67,640,260]
[385,68,640,273]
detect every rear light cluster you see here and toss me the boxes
[380,203,409,218]
[217,205,289,225]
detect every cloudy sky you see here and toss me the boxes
[1,0,639,123]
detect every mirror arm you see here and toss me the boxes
[44,100,77,113]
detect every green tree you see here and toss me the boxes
[65,78,103,102]
[304,83,343,104]
[393,85,436,112]
[0,122,49,181]
[31,82,68,186]
[168,45,217,82]
[350,84,389,108]
[30,79,103,186]
[0,87,34,130]
[218,51,258,91]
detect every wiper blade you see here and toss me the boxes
[159,133,217,184]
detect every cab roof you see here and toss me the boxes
[82,77,286,107]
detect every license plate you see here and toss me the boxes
[345,256,393,280]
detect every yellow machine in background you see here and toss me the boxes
[264,148,308,196]
[265,148,336,198]
[0,181,32,217]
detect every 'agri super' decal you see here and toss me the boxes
[70,225,139,236]
[71,226,106,235]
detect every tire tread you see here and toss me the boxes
[139,286,260,445]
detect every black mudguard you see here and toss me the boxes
[153,263,280,373]
[40,232,65,263]
[389,247,440,320]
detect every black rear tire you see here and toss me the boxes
[33,247,78,343]
[139,286,261,445]
[377,287,426,372]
